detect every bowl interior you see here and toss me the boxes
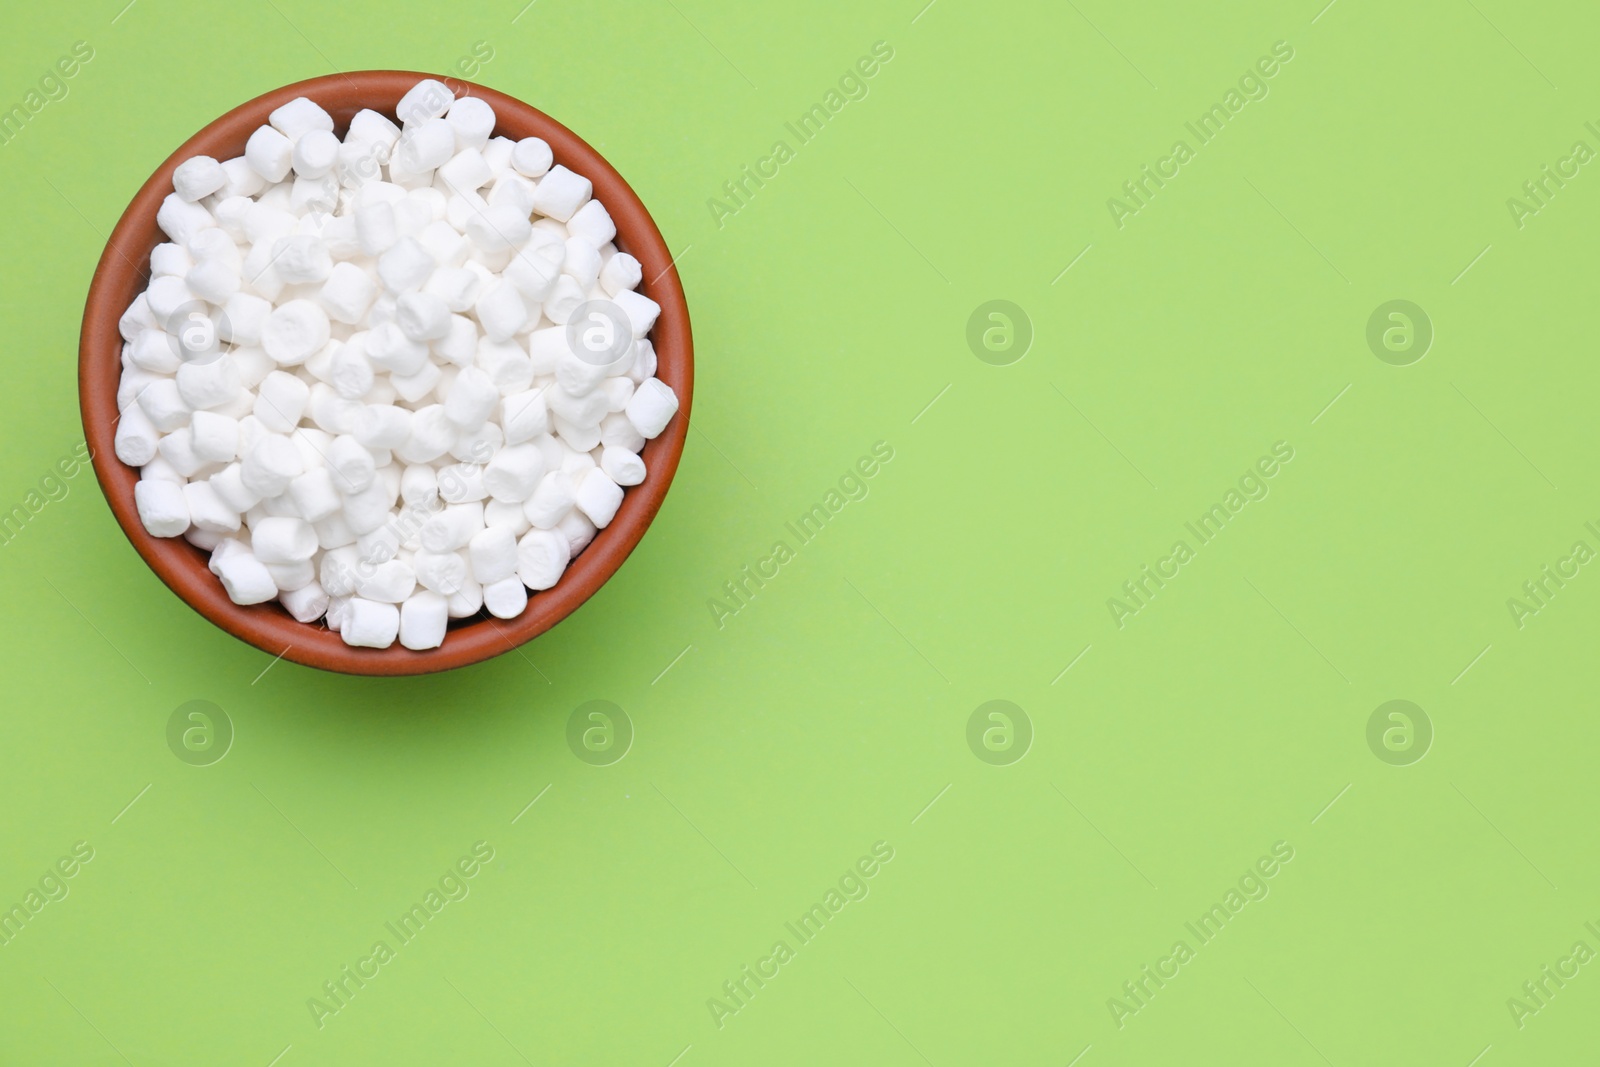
[79,71,692,676]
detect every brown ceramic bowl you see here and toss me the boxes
[78,71,692,675]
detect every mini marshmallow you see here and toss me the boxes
[215,552,278,605]
[320,262,377,325]
[501,388,549,444]
[599,252,642,297]
[173,156,226,202]
[269,97,335,141]
[601,446,646,486]
[281,581,330,623]
[184,480,241,533]
[567,200,616,248]
[253,370,310,432]
[625,377,679,438]
[397,118,456,173]
[444,366,500,428]
[483,443,546,503]
[530,165,591,221]
[556,508,598,555]
[115,405,161,466]
[465,204,531,252]
[612,289,662,338]
[446,579,484,618]
[135,479,190,537]
[252,516,318,563]
[397,80,454,125]
[272,235,332,284]
[475,281,527,342]
[176,358,243,411]
[523,471,575,529]
[134,379,188,435]
[468,525,518,584]
[511,137,553,177]
[446,97,496,151]
[262,300,331,366]
[245,125,295,182]
[482,576,528,618]
[288,468,342,523]
[413,551,467,595]
[377,237,436,292]
[327,435,377,494]
[399,591,449,650]
[420,502,484,553]
[341,598,400,648]
[439,147,492,193]
[573,467,624,527]
[240,435,304,497]
[516,528,571,590]
[365,321,429,376]
[395,404,455,463]
[293,129,340,179]
[357,558,416,603]
[190,410,240,464]
[396,291,450,341]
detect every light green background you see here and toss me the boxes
[2,0,1597,1063]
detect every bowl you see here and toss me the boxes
[78,71,692,676]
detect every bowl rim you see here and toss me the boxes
[78,70,692,676]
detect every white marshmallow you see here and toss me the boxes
[567,200,616,248]
[190,410,239,464]
[174,156,226,202]
[483,443,546,503]
[135,479,190,537]
[280,581,330,623]
[269,97,335,141]
[262,299,330,366]
[625,377,679,438]
[573,467,624,527]
[293,129,340,180]
[341,598,400,648]
[320,262,377,325]
[115,404,160,466]
[516,528,571,590]
[397,80,454,125]
[501,388,549,444]
[511,137,553,177]
[240,435,304,497]
[215,552,278,604]
[482,576,527,619]
[253,370,310,431]
[523,471,574,529]
[377,237,436,292]
[245,125,295,182]
[420,502,484,552]
[468,525,518,584]
[399,591,449,650]
[599,252,642,297]
[530,165,591,221]
[601,446,646,486]
[413,551,467,595]
[475,281,527,342]
[272,235,332,284]
[183,480,240,533]
[444,366,500,428]
[397,118,456,172]
[252,516,317,563]
[357,558,416,603]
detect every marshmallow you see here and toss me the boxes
[475,281,527,342]
[446,580,484,618]
[293,129,340,179]
[523,471,574,529]
[625,377,679,438]
[397,80,454,125]
[377,237,436,291]
[215,552,278,604]
[573,467,624,527]
[173,156,225,202]
[114,404,160,466]
[288,468,342,522]
[501,388,549,444]
[357,558,416,603]
[399,591,449,650]
[420,502,484,552]
[483,443,546,503]
[365,321,428,375]
[482,576,528,619]
[252,516,317,563]
[511,137,553,177]
[601,446,646,486]
[280,581,330,623]
[262,300,330,366]
[444,366,500,428]
[341,598,400,648]
[446,97,496,151]
[327,435,377,493]
[413,551,468,595]
[468,525,518,584]
[321,262,377,326]
[245,125,295,182]
[556,508,598,555]
[272,235,332,284]
[176,357,242,411]
[269,97,335,141]
[599,252,642,297]
[183,480,241,533]
[135,479,190,537]
[240,435,304,497]
[190,410,240,464]
[254,370,311,432]
[397,291,450,341]
[397,118,456,172]
[530,165,591,221]
[465,204,531,252]
[516,528,571,590]
[567,200,616,248]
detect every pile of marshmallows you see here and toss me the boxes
[114,79,679,651]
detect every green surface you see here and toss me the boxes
[1,0,1597,1063]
